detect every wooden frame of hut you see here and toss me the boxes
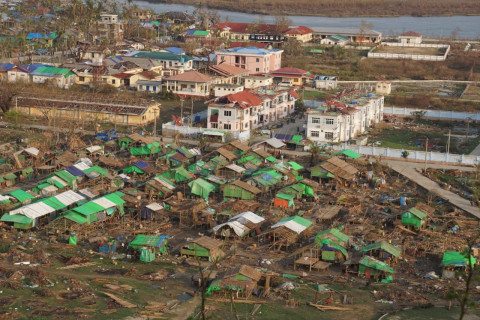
[180,236,224,261]
[207,265,262,299]
[223,180,261,200]
[258,216,313,251]
[213,211,265,239]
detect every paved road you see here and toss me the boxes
[385,160,480,219]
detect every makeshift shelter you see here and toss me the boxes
[315,238,349,262]
[181,236,224,261]
[401,202,434,229]
[223,180,261,200]
[51,192,125,231]
[361,241,401,264]
[315,228,350,247]
[188,178,216,199]
[216,147,238,162]
[207,265,262,298]
[320,157,358,181]
[140,202,164,220]
[8,189,35,204]
[358,256,394,282]
[145,176,176,198]
[129,235,170,258]
[3,173,16,186]
[213,211,265,238]
[53,151,78,168]
[331,149,361,159]
[161,167,194,183]
[310,166,335,181]
[259,216,312,250]
[274,193,295,208]
[442,251,477,279]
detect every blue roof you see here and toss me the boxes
[219,47,281,55]
[26,32,43,39]
[165,47,185,54]
[274,133,294,141]
[0,63,15,71]
[18,63,52,73]
[185,30,196,35]
[65,166,86,177]
[134,161,149,169]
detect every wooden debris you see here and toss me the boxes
[308,302,350,311]
[102,292,136,308]
[251,304,262,315]
[396,225,417,235]
[57,262,96,269]
[206,298,266,304]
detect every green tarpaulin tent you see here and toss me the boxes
[139,248,156,262]
[331,149,361,159]
[188,178,215,199]
[442,251,476,267]
[9,190,35,202]
[123,166,145,174]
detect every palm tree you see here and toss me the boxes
[309,144,321,166]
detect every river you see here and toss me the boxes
[132,1,480,39]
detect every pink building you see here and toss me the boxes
[215,47,283,75]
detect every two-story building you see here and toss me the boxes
[164,70,215,97]
[215,47,283,74]
[127,51,193,74]
[269,67,313,86]
[207,88,298,133]
[98,14,124,44]
[306,91,384,143]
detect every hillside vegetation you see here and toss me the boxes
[148,0,480,17]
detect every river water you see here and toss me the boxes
[132,1,480,39]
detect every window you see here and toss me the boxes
[224,110,232,116]
[326,118,334,124]
[79,76,85,82]
[312,117,320,124]
[311,131,320,137]
[325,132,334,140]
[211,122,218,128]
[224,123,231,130]
[255,68,259,72]
[245,122,248,128]
[256,58,259,62]
[112,79,116,84]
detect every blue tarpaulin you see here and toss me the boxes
[65,166,86,177]
[134,161,149,169]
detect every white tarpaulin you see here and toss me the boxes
[23,147,40,156]
[11,202,56,219]
[271,220,307,234]
[0,195,11,202]
[50,176,68,187]
[74,162,91,171]
[153,177,175,190]
[92,197,116,209]
[231,211,265,224]
[55,190,85,206]
[226,164,246,173]
[146,202,163,211]
[213,220,249,237]
[86,146,103,154]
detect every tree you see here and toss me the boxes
[411,110,426,122]
[401,150,409,159]
[274,15,292,35]
[309,144,320,166]
[294,98,306,115]
[283,38,302,56]
[445,233,480,319]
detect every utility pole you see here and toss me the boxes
[424,137,428,174]
[447,129,451,154]
[153,109,157,137]
[466,117,471,142]
[190,97,194,127]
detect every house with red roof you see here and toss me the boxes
[269,67,314,86]
[164,70,215,97]
[398,31,422,44]
[207,87,298,133]
[284,26,314,43]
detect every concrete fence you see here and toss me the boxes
[383,106,480,121]
[368,43,450,61]
[161,122,250,141]
[331,143,480,165]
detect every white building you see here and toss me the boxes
[314,75,338,90]
[398,31,422,44]
[214,84,244,97]
[243,75,273,89]
[306,91,384,143]
[376,80,391,95]
[98,14,124,44]
[207,88,298,133]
